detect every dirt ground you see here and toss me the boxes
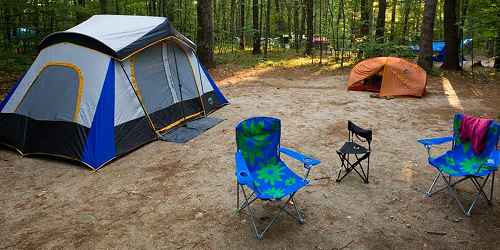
[1,67,500,249]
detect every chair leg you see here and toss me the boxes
[439,174,468,216]
[289,196,305,224]
[464,176,489,216]
[238,189,305,240]
[336,152,346,182]
[353,153,369,183]
[366,156,370,183]
[425,172,441,197]
[490,172,495,204]
[471,175,493,205]
[238,188,257,212]
[425,171,470,197]
[237,183,240,210]
[439,173,495,217]
[336,152,369,183]
[336,153,358,182]
[241,186,264,240]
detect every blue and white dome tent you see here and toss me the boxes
[0,15,228,170]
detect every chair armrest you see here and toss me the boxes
[235,151,254,185]
[279,146,321,169]
[485,150,500,169]
[417,136,454,147]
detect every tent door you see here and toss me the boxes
[160,43,204,132]
[131,44,182,131]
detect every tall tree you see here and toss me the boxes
[442,0,460,70]
[401,0,412,44]
[197,0,215,68]
[275,0,285,34]
[360,0,370,36]
[294,0,300,51]
[264,0,271,56]
[417,0,438,72]
[252,0,261,54]
[496,22,500,68]
[413,1,422,40]
[239,0,245,49]
[304,0,313,55]
[114,0,119,14]
[389,0,397,41]
[99,0,108,13]
[496,30,500,68]
[375,0,387,42]
[75,0,86,24]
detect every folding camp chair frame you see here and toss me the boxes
[425,169,495,217]
[336,150,370,183]
[336,121,372,184]
[236,157,315,240]
[236,187,304,240]
[419,135,499,216]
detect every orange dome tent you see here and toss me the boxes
[347,57,427,97]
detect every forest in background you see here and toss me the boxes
[0,0,499,74]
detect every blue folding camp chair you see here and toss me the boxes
[418,114,500,216]
[235,117,320,239]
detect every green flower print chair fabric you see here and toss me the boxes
[423,113,500,176]
[235,117,319,200]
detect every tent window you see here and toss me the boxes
[16,64,82,122]
[133,44,175,114]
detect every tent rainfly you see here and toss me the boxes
[347,57,427,97]
[0,15,228,170]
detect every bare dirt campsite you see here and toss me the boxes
[1,0,500,248]
[1,63,499,249]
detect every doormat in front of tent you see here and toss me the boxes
[159,117,225,143]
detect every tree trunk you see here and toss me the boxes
[414,1,421,40]
[305,0,313,55]
[75,0,86,24]
[99,0,108,13]
[286,0,292,39]
[458,0,468,55]
[360,0,370,36]
[275,0,284,34]
[436,0,442,40]
[375,0,387,42]
[197,0,216,68]
[264,0,271,56]
[300,0,306,44]
[495,30,500,68]
[389,0,396,41]
[417,0,437,73]
[442,0,460,70]
[401,0,411,44]
[294,0,300,51]
[252,0,261,54]
[239,0,245,49]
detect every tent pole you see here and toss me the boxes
[196,61,208,117]
[172,47,187,121]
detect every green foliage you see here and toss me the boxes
[355,41,415,59]
[0,50,35,73]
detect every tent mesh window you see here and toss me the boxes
[16,65,81,123]
[164,43,203,115]
[133,44,177,129]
